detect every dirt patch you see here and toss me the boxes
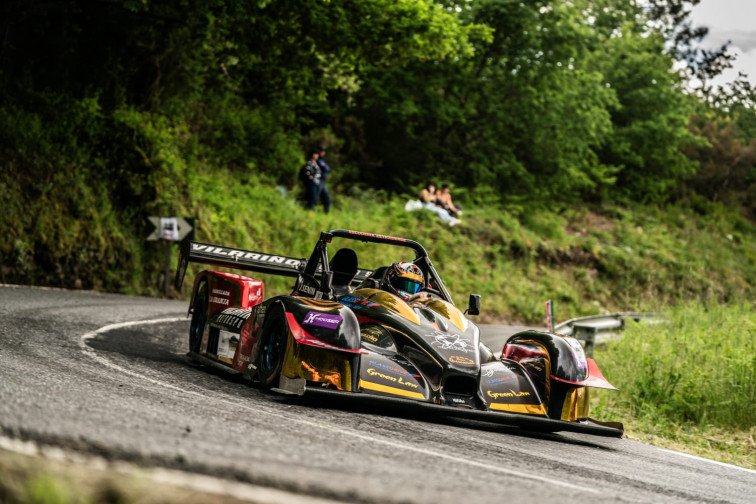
[566,211,616,237]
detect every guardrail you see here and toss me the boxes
[554,312,661,357]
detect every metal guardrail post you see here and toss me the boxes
[554,313,661,357]
[573,325,598,357]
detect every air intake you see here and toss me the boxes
[444,374,477,396]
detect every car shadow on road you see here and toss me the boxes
[87,327,187,364]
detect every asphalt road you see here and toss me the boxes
[1,285,753,503]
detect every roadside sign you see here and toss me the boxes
[146,217,195,242]
[146,217,197,294]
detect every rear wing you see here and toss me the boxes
[174,240,373,290]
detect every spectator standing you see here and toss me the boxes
[299,148,321,211]
[316,144,332,213]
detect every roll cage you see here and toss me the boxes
[298,230,454,304]
[174,229,454,304]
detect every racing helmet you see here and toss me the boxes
[386,262,424,298]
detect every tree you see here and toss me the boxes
[564,0,697,202]
[349,0,618,202]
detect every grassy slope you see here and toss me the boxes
[592,302,755,469]
[175,170,755,325]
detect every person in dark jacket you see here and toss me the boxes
[316,144,332,213]
[299,148,321,210]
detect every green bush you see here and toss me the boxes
[595,301,756,430]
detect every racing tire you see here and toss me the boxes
[257,305,289,390]
[189,281,208,353]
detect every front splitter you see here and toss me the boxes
[297,387,624,438]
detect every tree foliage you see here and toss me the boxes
[0,0,753,210]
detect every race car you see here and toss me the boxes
[174,229,624,437]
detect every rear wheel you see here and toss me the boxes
[257,306,289,389]
[189,281,208,353]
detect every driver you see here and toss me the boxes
[385,262,428,302]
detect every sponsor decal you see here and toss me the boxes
[451,397,466,404]
[481,367,496,378]
[487,389,531,399]
[209,296,230,306]
[215,308,251,329]
[367,359,419,377]
[212,289,231,296]
[361,331,379,342]
[191,243,302,267]
[347,231,407,242]
[340,296,379,308]
[360,326,387,344]
[486,375,516,385]
[449,355,475,365]
[366,368,419,389]
[299,285,317,296]
[429,332,475,353]
[302,311,342,329]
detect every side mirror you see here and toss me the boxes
[466,294,481,316]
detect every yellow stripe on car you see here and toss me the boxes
[359,379,426,399]
[488,402,547,416]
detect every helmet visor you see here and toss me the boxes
[396,278,422,295]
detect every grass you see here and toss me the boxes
[591,301,756,469]
[171,170,755,326]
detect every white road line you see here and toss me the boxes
[659,449,756,474]
[80,317,601,494]
[79,318,192,394]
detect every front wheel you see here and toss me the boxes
[189,281,208,353]
[257,306,289,389]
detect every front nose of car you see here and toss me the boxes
[441,371,480,408]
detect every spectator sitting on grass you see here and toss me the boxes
[436,183,461,218]
[420,182,437,204]
[414,181,460,226]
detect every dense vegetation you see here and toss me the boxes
[0,0,754,470]
[593,302,755,469]
[3,0,755,305]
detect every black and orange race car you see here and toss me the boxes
[174,229,623,437]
